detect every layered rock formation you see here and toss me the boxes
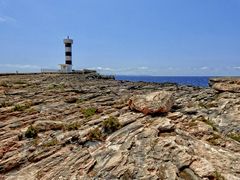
[209,77,240,93]
[0,74,239,180]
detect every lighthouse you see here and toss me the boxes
[59,36,73,73]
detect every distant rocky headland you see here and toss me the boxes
[0,73,239,179]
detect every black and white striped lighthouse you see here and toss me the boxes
[64,36,73,65]
[59,36,73,72]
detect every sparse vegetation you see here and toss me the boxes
[13,104,26,111]
[0,81,10,87]
[26,107,39,114]
[65,122,81,131]
[1,74,240,177]
[48,84,56,89]
[82,107,97,118]
[76,98,84,104]
[102,116,121,134]
[0,100,13,108]
[207,133,221,146]
[0,101,7,108]
[32,138,39,146]
[25,125,38,138]
[14,80,26,84]
[198,116,218,131]
[48,83,65,90]
[228,133,240,142]
[13,104,31,111]
[43,138,59,147]
[88,127,103,141]
[188,120,198,127]
[214,171,225,180]
[204,119,218,131]
[198,102,218,109]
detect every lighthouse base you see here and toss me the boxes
[59,64,72,73]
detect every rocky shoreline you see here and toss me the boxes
[0,74,239,180]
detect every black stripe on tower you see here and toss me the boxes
[65,52,72,56]
[65,43,72,47]
[66,60,72,65]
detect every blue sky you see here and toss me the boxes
[0,0,240,75]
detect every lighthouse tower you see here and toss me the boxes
[60,36,73,73]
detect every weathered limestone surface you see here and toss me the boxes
[128,91,174,114]
[0,74,240,180]
[209,77,240,93]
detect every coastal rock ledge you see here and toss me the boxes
[209,77,240,93]
[0,74,240,180]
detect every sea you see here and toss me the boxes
[115,76,213,87]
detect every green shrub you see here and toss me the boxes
[228,133,240,142]
[88,127,103,141]
[25,125,38,138]
[65,122,81,131]
[198,116,218,131]
[13,104,30,111]
[82,107,97,118]
[102,116,121,134]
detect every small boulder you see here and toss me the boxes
[128,91,174,115]
[151,117,175,133]
[190,158,215,178]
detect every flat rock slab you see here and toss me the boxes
[128,91,174,115]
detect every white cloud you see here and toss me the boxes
[85,66,152,75]
[233,66,240,70]
[137,66,148,70]
[0,64,41,69]
[87,67,114,71]
[0,15,16,23]
[200,66,209,70]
